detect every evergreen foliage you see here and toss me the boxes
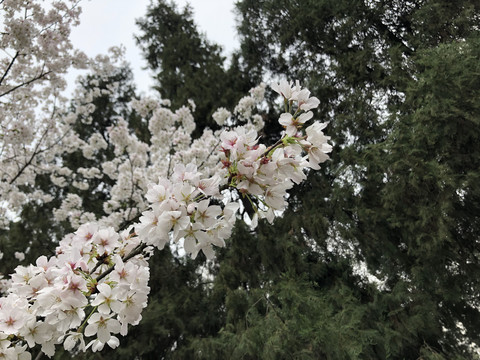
[207,0,480,358]
[135,0,255,136]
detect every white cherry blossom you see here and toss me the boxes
[84,313,121,344]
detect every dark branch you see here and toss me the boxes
[0,51,19,86]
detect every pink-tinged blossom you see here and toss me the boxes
[194,175,221,196]
[193,229,226,260]
[237,178,263,196]
[13,272,48,299]
[236,161,263,195]
[220,131,242,153]
[220,128,258,160]
[158,210,190,242]
[62,272,88,298]
[117,292,148,336]
[130,266,150,295]
[35,255,56,272]
[265,181,293,210]
[10,265,36,290]
[19,319,51,348]
[304,146,330,170]
[75,223,99,243]
[92,227,119,255]
[181,223,210,257]
[306,122,332,150]
[303,121,332,169]
[110,257,137,287]
[0,295,32,336]
[270,149,307,185]
[0,307,27,335]
[136,210,169,249]
[145,183,171,205]
[56,247,88,273]
[172,183,198,206]
[172,163,198,183]
[242,144,266,163]
[55,305,85,333]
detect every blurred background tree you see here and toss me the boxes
[135,0,255,136]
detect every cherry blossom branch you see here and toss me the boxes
[0,68,52,98]
[35,0,83,36]
[0,28,332,358]
[0,51,19,86]
[197,138,221,170]
[95,242,148,283]
[7,124,52,184]
[6,96,64,185]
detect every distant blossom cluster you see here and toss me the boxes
[49,82,269,231]
[0,0,89,228]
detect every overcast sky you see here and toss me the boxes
[68,0,239,95]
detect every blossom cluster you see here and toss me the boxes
[0,223,150,358]
[222,80,332,224]
[135,80,331,258]
[272,80,332,171]
[136,164,237,259]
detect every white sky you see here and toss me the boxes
[68,0,239,95]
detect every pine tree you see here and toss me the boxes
[373,37,480,354]
[135,0,255,136]
[205,0,480,358]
